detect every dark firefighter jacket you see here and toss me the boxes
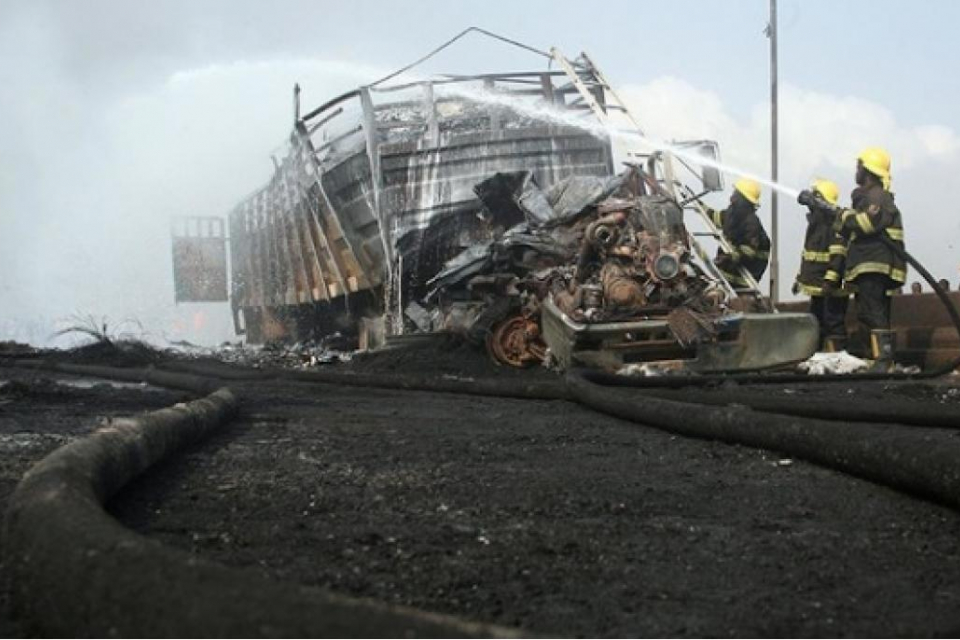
[709,201,771,288]
[796,206,848,296]
[825,183,906,288]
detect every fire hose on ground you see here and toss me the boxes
[0,362,521,638]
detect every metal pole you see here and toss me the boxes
[768,0,780,305]
[293,83,301,124]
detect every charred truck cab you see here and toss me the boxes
[210,44,817,373]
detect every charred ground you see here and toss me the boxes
[3,341,960,637]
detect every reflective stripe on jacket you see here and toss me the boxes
[709,201,771,284]
[839,184,906,285]
[796,207,849,297]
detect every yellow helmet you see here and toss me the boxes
[734,178,761,206]
[811,179,840,206]
[857,147,891,190]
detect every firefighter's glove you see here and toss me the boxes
[800,189,837,214]
[791,281,801,295]
[814,196,838,213]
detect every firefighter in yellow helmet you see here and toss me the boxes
[798,147,906,371]
[706,178,771,294]
[793,179,850,351]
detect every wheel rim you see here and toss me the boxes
[486,314,547,367]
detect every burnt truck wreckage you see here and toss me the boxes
[215,42,817,372]
[425,168,816,371]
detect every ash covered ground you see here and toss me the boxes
[3,339,960,636]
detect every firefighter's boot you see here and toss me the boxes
[823,335,847,353]
[869,329,896,373]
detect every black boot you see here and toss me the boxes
[869,329,896,373]
[823,335,847,353]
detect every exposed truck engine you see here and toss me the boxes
[423,165,816,372]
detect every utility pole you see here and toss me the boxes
[294,83,301,124]
[767,0,780,304]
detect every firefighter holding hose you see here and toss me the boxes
[706,178,771,295]
[798,147,906,372]
[792,179,850,352]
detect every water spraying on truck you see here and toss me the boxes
[216,35,826,372]
[437,82,801,199]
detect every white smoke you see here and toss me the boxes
[0,51,381,346]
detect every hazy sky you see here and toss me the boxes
[2,0,958,345]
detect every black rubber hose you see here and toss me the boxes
[157,358,568,401]
[3,376,515,638]
[633,386,960,429]
[9,359,223,394]
[565,370,960,511]
[215,358,960,429]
